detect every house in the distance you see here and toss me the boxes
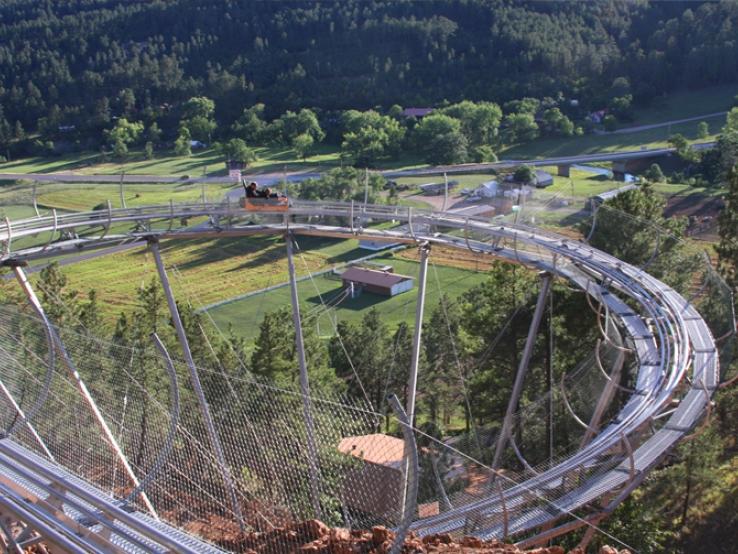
[588,109,608,124]
[505,169,554,188]
[533,169,554,188]
[401,107,434,118]
[473,180,498,198]
[419,180,459,196]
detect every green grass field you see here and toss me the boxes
[0,143,422,178]
[501,114,725,160]
[0,144,344,177]
[207,252,487,344]
[0,180,238,215]
[27,235,366,319]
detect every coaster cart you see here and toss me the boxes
[239,196,290,212]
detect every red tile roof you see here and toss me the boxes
[337,434,406,468]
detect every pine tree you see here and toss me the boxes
[717,166,738,293]
[37,262,78,326]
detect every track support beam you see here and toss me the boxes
[286,233,322,518]
[0,377,54,461]
[149,239,245,529]
[12,266,157,518]
[491,272,552,475]
[407,241,430,425]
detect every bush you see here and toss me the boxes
[644,163,665,182]
[470,145,497,163]
[513,164,535,183]
[603,115,617,132]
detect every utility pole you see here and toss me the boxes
[363,167,369,206]
[442,172,449,211]
[32,183,40,217]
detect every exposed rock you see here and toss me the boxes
[184,515,622,554]
[372,526,394,545]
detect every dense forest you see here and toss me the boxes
[2,0,738,152]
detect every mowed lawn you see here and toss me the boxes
[501,84,737,159]
[0,179,239,215]
[34,182,237,212]
[501,114,725,160]
[206,252,488,344]
[0,144,344,177]
[33,235,365,319]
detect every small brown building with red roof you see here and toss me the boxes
[337,434,405,519]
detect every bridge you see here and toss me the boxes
[0,197,731,552]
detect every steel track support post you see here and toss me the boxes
[491,272,552,476]
[119,173,126,208]
[32,183,40,218]
[285,233,322,518]
[0,377,54,461]
[442,172,449,212]
[148,239,245,530]
[388,394,419,554]
[12,266,158,518]
[406,241,430,425]
[580,338,625,449]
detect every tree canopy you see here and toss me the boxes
[3,1,738,154]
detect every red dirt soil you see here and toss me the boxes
[183,517,631,554]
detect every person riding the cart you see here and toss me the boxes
[240,180,289,212]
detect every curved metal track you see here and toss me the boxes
[0,199,720,551]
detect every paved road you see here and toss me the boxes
[605,111,727,135]
[0,141,716,188]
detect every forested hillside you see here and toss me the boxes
[2,0,738,148]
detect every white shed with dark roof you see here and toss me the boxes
[341,267,414,297]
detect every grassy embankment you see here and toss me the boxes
[502,84,736,159]
[10,235,363,321]
[0,143,427,178]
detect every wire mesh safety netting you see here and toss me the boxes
[0,189,735,552]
